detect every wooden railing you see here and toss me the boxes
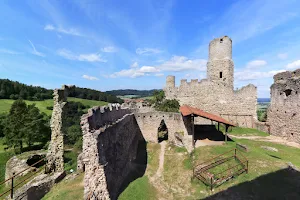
[193,147,248,190]
[0,157,46,199]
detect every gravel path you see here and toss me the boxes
[156,141,166,177]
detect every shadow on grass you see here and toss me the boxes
[194,125,233,142]
[204,167,300,200]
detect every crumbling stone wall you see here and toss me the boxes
[134,112,194,152]
[46,85,74,173]
[267,69,300,143]
[81,105,147,200]
[164,36,257,128]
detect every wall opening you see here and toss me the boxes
[284,89,292,97]
[220,38,223,43]
[220,72,223,78]
[158,119,168,143]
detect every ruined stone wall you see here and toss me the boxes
[165,80,257,128]
[81,105,147,200]
[267,69,300,143]
[46,85,74,173]
[164,36,257,128]
[135,112,194,152]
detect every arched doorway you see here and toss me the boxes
[158,119,168,143]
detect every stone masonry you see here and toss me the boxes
[81,104,147,200]
[267,69,300,143]
[46,85,74,173]
[164,36,257,128]
[134,112,194,152]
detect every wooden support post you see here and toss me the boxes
[225,125,228,143]
[191,115,195,148]
[11,173,15,199]
[210,177,213,191]
[234,148,237,158]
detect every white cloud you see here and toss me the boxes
[44,24,82,36]
[28,40,45,57]
[110,56,206,78]
[246,60,267,69]
[156,56,207,72]
[286,60,300,70]
[139,66,160,73]
[110,68,145,78]
[136,48,162,55]
[82,75,99,80]
[235,69,285,81]
[278,53,288,60]
[130,62,138,68]
[101,46,117,53]
[44,24,55,30]
[0,48,21,55]
[57,49,106,62]
[155,73,164,77]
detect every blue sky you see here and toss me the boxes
[1,0,300,98]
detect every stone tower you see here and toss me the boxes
[166,75,175,88]
[207,36,234,89]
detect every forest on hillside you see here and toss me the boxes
[106,89,160,97]
[0,79,123,103]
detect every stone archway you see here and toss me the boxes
[158,119,168,143]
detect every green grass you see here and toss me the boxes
[0,98,108,116]
[118,176,157,200]
[228,127,269,136]
[191,138,300,198]
[42,173,84,200]
[218,125,269,137]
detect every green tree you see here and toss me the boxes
[157,99,180,112]
[3,99,50,153]
[153,90,165,105]
[4,99,29,152]
[0,113,6,137]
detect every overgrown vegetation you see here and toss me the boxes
[257,109,268,122]
[152,90,180,112]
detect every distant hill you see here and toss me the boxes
[257,98,270,103]
[0,79,123,103]
[106,89,161,97]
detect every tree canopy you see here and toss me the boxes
[152,90,180,112]
[3,99,50,153]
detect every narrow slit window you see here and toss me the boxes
[220,72,223,78]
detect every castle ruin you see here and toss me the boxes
[46,85,74,173]
[267,69,300,143]
[164,36,257,128]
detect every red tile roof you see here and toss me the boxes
[180,105,236,126]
